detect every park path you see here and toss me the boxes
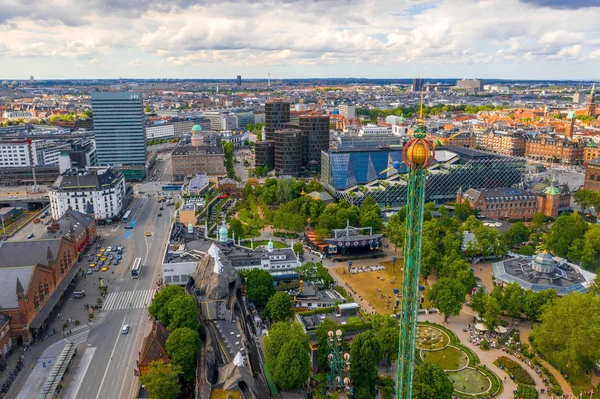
[518,328,573,397]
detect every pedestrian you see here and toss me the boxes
[69,329,72,335]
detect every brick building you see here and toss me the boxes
[45,209,97,253]
[584,157,600,192]
[0,237,79,343]
[525,135,584,165]
[171,133,226,181]
[476,130,526,156]
[457,183,568,220]
[0,314,12,357]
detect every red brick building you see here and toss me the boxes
[44,209,97,252]
[457,183,569,220]
[584,157,600,192]
[0,314,12,357]
[525,135,584,165]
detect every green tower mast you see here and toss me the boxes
[396,98,436,399]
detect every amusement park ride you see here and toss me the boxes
[326,95,444,398]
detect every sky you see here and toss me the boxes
[1,0,600,80]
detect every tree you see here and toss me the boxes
[295,262,318,281]
[223,141,235,178]
[306,179,322,193]
[370,314,398,332]
[574,189,600,211]
[482,296,502,332]
[502,222,531,248]
[350,330,380,397]
[545,213,587,258]
[386,213,405,251]
[246,268,275,306]
[455,199,476,221]
[377,327,399,366]
[273,339,310,389]
[530,212,548,230]
[427,278,467,322]
[149,285,185,323]
[292,241,304,256]
[500,282,523,318]
[522,289,557,325]
[266,292,293,322]
[229,218,245,240]
[531,293,600,374]
[413,361,454,399]
[471,287,488,315]
[166,327,202,382]
[165,295,199,331]
[589,273,600,295]
[315,318,339,369]
[139,361,181,399]
[265,322,308,370]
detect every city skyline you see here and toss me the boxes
[1,0,600,80]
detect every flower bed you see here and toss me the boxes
[494,356,535,385]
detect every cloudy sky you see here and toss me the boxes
[1,0,600,80]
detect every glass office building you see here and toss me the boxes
[91,92,146,180]
[321,146,526,207]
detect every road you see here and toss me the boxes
[73,158,175,399]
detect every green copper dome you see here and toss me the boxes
[567,111,576,120]
[219,223,228,242]
[191,125,202,132]
[545,185,560,195]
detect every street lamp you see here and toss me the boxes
[347,261,352,276]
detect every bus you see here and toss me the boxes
[161,184,182,191]
[131,257,142,278]
[122,210,132,223]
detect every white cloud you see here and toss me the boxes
[0,0,599,78]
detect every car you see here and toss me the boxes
[124,225,133,229]
[121,325,130,334]
[73,290,86,298]
[93,265,100,272]
[100,248,106,253]
[106,246,112,252]
[89,263,96,268]
[118,246,124,251]
[113,260,118,266]
[101,266,109,272]
[27,233,35,239]
[116,254,122,260]
[158,213,162,217]
[96,253,102,257]
[40,214,46,219]
[100,257,107,262]
[144,231,152,236]
[159,207,164,210]
[87,268,93,275]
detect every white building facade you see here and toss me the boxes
[339,104,356,119]
[146,123,175,140]
[49,167,126,221]
[0,140,36,167]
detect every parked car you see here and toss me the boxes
[113,260,119,266]
[93,265,100,272]
[158,213,162,217]
[116,254,122,260]
[73,290,86,298]
[27,233,35,239]
[33,218,40,224]
[87,268,93,275]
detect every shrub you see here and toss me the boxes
[333,285,352,301]
[75,320,80,326]
[480,339,490,350]
[514,384,538,399]
[494,356,535,385]
[63,323,69,329]
[89,314,94,319]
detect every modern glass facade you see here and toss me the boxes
[322,147,525,206]
[91,92,146,169]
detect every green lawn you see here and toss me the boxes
[420,346,469,371]
[448,368,492,395]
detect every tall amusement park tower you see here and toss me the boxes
[396,99,436,399]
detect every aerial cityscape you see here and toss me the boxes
[1,1,600,399]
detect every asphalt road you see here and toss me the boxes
[73,160,175,399]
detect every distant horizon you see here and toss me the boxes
[2,77,598,84]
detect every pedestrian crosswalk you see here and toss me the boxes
[102,289,156,311]
[64,324,90,345]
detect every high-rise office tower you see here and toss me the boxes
[274,128,303,176]
[264,100,290,140]
[299,115,330,174]
[91,91,146,180]
[237,75,241,86]
[412,78,424,92]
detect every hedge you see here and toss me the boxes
[333,285,352,301]
[514,384,538,399]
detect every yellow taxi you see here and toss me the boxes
[100,257,107,262]
[144,231,152,237]
[96,253,102,258]
[100,248,106,253]
[89,263,96,268]
[101,266,109,272]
